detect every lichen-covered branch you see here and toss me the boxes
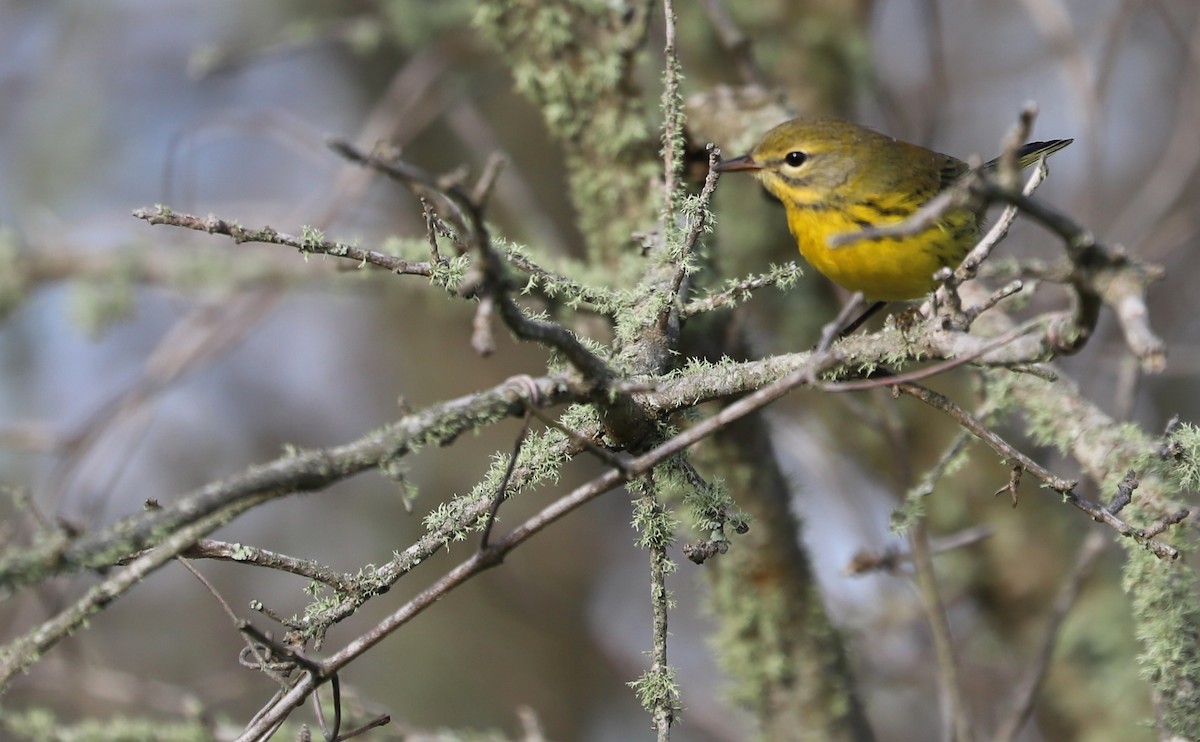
[133,207,437,277]
[474,0,661,263]
[0,374,579,594]
[325,137,619,388]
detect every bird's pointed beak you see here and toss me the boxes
[714,154,762,173]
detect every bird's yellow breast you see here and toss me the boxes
[784,202,978,302]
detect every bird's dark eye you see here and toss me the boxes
[785,151,808,167]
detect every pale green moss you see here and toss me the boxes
[628,665,682,716]
[1,706,213,742]
[1123,542,1200,738]
[474,0,660,262]
[1165,422,1200,490]
[67,251,138,339]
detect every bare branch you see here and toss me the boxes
[895,382,1180,559]
[845,526,993,576]
[178,540,361,594]
[982,185,1167,370]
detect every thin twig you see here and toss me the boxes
[649,526,676,741]
[134,208,434,276]
[909,520,975,742]
[421,198,443,263]
[679,262,803,318]
[994,465,1023,507]
[964,281,1024,325]
[895,382,1180,559]
[238,622,320,676]
[336,713,393,741]
[178,540,360,594]
[479,412,531,551]
[327,137,616,384]
[659,147,721,334]
[845,526,993,576]
[660,0,683,224]
[681,147,722,255]
[321,673,344,742]
[471,152,508,208]
[176,555,287,688]
[995,103,1038,190]
[499,245,620,310]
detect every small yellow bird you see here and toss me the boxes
[716,117,1072,302]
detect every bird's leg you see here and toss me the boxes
[836,300,888,338]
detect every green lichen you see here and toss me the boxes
[1,705,212,742]
[628,665,681,717]
[67,251,139,339]
[298,224,325,257]
[428,254,471,292]
[474,0,660,262]
[0,230,28,319]
[630,482,680,554]
[1164,421,1200,491]
[1123,542,1200,738]
[422,425,574,541]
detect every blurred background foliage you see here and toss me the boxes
[1,1,1198,740]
